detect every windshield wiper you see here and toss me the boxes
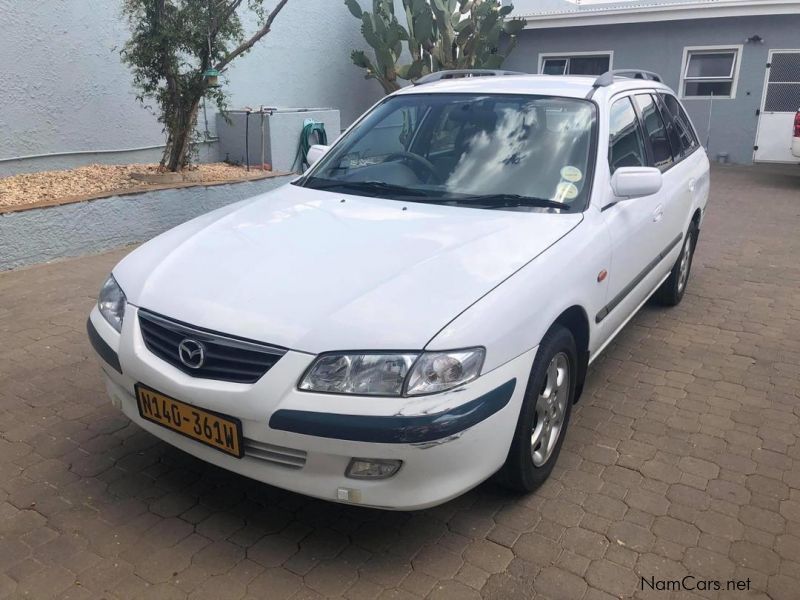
[304,178,439,198]
[450,194,571,211]
[303,180,571,211]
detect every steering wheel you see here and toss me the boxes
[382,151,441,184]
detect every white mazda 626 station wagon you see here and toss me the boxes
[88,69,709,510]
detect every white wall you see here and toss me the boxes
[225,2,382,126]
[0,0,384,175]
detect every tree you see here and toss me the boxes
[346,1,410,94]
[121,0,290,172]
[345,0,526,95]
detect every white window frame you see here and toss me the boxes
[679,44,743,100]
[538,51,614,76]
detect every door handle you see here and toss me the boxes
[653,205,664,223]
[688,178,696,193]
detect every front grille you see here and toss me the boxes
[138,309,285,384]
[243,439,306,469]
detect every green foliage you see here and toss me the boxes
[346,0,526,94]
[121,0,289,171]
[346,0,412,94]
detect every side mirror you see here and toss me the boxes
[610,167,663,199]
[306,144,330,166]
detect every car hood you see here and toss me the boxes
[114,184,582,353]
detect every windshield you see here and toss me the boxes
[299,93,597,212]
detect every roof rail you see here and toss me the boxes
[413,69,526,86]
[593,69,662,88]
[586,69,663,99]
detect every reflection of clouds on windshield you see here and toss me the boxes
[446,109,530,193]
[446,106,592,202]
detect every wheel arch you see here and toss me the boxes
[551,305,590,403]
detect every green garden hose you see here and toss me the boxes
[294,121,328,172]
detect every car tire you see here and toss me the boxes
[497,324,577,492]
[655,222,698,307]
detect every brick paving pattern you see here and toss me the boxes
[1,165,799,599]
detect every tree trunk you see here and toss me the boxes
[379,77,401,95]
[162,97,202,172]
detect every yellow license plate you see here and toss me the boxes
[135,384,243,458]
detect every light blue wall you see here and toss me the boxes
[0,1,385,175]
[503,15,800,164]
[0,176,293,271]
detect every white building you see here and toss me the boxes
[0,1,384,176]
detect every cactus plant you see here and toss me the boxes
[346,0,417,94]
[429,0,526,70]
[345,0,525,94]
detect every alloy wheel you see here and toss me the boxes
[677,235,693,293]
[531,352,570,467]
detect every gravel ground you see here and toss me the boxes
[0,163,273,209]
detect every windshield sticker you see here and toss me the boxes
[560,166,583,182]
[555,182,579,201]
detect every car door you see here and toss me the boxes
[632,93,686,273]
[595,95,670,340]
[658,92,709,226]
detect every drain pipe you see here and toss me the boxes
[705,92,714,151]
[0,144,164,163]
[260,108,266,171]
[0,140,219,165]
[244,107,252,171]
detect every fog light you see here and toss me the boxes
[336,487,362,503]
[345,458,402,480]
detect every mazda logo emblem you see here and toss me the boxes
[178,339,205,369]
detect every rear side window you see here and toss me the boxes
[654,96,683,160]
[635,94,674,170]
[659,93,699,156]
[608,97,648,173]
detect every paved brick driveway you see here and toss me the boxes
[1,165,799,600]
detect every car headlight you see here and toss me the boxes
[404,349,485,395]
[299,353,417,396]
[98,274,126,333]
[298,348,484,396]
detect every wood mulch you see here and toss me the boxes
[0,163,282,212]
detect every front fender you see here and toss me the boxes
[425,210,610,373]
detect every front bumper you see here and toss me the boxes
[88,306,535,510]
